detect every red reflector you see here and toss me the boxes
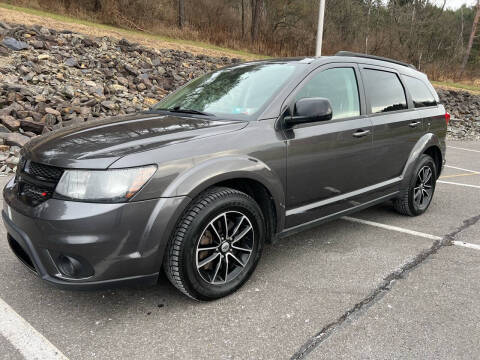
[445,112,451,125]
[41,192,47,197]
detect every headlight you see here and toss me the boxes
[55,165,156,202]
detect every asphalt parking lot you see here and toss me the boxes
[1,140,479,360]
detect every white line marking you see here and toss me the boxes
[0,297,68,360]
[448,146,480,153]
[344,217,480,252]
[445,165,480,174]
[437,180,480,189]
[452,241,480,251]
[342,216,442,240]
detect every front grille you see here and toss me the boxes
[21,182,53,203]
[16,158,64,206]
[25,161,63,181]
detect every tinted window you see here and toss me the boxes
[402,75,436,108]
[363,69,407,113]
[295,67,360,120]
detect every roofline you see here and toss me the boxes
[223,54,426,77]
[334,51,416,70]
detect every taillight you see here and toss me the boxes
[445,112,451,125]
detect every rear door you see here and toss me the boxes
[401,74,442,143]
[284,63,374,228]
[360,66,424,184]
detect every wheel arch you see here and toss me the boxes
[423,145,443,178]
[213,178,278,243]
[401,133,444,188]
[160,156,286,238]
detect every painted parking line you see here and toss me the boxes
[344,217,480,252]
[440,173,479,179]
[0,297,68,360]
[444,165,480,173]
[452,241,480,251]
[342,216,442,240]
[447,146,480,153]
[437,181,480,189]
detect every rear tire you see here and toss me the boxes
[163,187,265,301]
[394,154,437,216]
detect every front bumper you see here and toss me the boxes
[3,177,189,290]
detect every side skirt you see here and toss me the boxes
[276,191,399,240]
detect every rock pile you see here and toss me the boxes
[0,21,240,174]
[0,21,478,176]
[436,88,480,141]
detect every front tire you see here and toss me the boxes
[394,154,437,216]
[163,187,265,300]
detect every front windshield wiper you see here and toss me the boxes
[154,107,215,117]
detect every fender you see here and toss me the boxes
[400,132,443,189]
[160,155,286,232]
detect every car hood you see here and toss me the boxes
[22,112,248,169]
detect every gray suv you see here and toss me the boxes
[3,52,447,300]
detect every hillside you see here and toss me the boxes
[0,4,260,60]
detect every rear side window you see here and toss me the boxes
[295,67,360,120]
[363,69,407,113]
[402,75,437,108]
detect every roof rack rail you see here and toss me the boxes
[335,51,416,70]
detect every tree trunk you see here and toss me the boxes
[94,0,102,12]
[178,0,185,29]
[241,0,245,39]
[365,0,372,54]
[460,0,480,75]
[251,0,262,41]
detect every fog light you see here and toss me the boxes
[56,254,93,278]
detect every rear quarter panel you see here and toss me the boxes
[400,104,447,188]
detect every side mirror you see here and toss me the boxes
[286,97,333,126]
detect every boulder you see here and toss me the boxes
[2,37,28,51]
[20,119,45,134]
[5,133,30,147]
[0,115,20,131]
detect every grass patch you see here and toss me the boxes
[432,80,480,93]
[0,2,268,60]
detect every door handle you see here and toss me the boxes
[409,121,421,128]
[353,129,370,138]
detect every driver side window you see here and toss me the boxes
[295,67,360,120]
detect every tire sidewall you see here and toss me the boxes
[181,193,265,300]
[408,155,437,215]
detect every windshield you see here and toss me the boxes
[153,62,299,120]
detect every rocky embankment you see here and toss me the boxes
[436,88,480,141]
[0,21,239,174]
[0,21,478,175]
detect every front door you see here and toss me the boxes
[284,64,374,228]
